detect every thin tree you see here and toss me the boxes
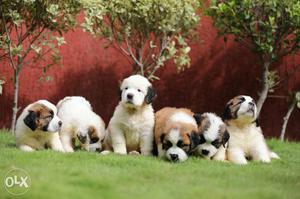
[280,90,300,141]
[82,0,202,80]
[0,0,81,132]
[207,0,300,116]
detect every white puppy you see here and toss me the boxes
[104,75,156,155]
[192,112,229,161]
[57,96,106,152]
[223,95,279,164]
[15,100,64,152]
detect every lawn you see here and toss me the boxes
[0,129,299,199]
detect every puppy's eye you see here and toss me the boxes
[125,87,128,90]
[137,89,141,92]
[199,134,206,144]
[162,140,172,150]
[90,137,99,144]
[211,140,221,148]
[177,140,183,147]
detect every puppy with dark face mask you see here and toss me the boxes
[104,75,157,155]
[223,95,279,164]
[192,112,229,161]
[154,107,199,162]
[57,96,106,153]
[15,100,64,152]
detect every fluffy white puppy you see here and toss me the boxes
[104,75,156,155]
[57,96,106,152]
[15,100,64,152]
[192,112,229,161]
[223,95,279,164]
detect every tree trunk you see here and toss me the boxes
[256,61,270,116]
[11,69,20,133]
[280,101,296,141]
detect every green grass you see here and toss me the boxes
[0,129,300,199]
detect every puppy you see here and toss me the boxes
[15,100,64,152]
[192,112,229,161]
[57,96,106,152]
[154,107,198,162]
[105,75,156,155]
[223,95,279,164]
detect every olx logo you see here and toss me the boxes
[3,168,31,195]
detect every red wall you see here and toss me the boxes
[1,16,300,140]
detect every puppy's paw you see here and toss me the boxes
[259,157,271,163]
[129,151,140,156]
[63,147,74,153]
[100,150,111,155]
[54,148,65,153]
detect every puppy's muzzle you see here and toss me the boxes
[127,93,134,100]
[201,149,209,156]
[170,153,179,162]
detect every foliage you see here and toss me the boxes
[0,0,82,132]
[82,0,201,80]
[207,0,300,61]
[0,0,81,71]
[207,0,300,115]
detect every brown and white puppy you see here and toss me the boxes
[104,75,156,155]
[223,95,279,164]
[15,100,64,152]
[192,112,229,161]
[154,107,199,162]
[57,96,106,153]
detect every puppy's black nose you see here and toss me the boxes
[127,93,133,100]
[58,121,62,127]
[201,149,209,156]
[170,154,179,161]
[249,102,255,106]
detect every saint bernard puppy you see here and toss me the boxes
[104,75,156,155]
[15,100,64,152]
[57,96,106,152]
[154,107,199,162]
[223,95,280,164]
[192,112,229,161]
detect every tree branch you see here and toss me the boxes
[0,4,17,71]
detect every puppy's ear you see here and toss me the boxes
[88,126,99,144]
[193,114,202,125]
[190,131,200,149]
[160,133,165,144]
[77,134,87,144]
[145,86,157,104]
[23,110,38,131]
[222,103,232,120]
[222,130,230,147]
[254,118,260,127]
[219,124,230,147]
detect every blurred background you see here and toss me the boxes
[1,15,299,140]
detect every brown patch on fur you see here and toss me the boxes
[197,115,211,133]
[225,95,245,120]
[155,107,197,148]
[88,126,99,143]
[29,103,53,130]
